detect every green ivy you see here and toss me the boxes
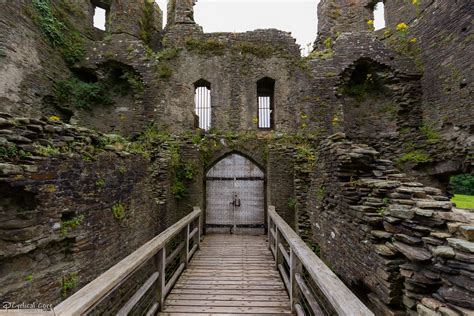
[53,78,113,109]
[32,0,85,65]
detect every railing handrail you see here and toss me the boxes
[53,207,202,316]
[268,206,374,316]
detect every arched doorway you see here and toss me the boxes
[206,153,265,235]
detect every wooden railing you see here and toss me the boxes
[52,206,202,316]
[268,206,374,316]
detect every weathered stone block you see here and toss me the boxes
[459,226,474,242]
[0,163,23,176]
[433,246,455,258]
[447,238,474,254]
[393,242,432,261]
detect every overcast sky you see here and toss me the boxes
[95,1,385,56]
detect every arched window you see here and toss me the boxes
[194,79,212,131]
[257,77,275,129]
[373,1,386,31]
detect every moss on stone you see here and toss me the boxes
[396,150,433,166]
[185,38,226,55]
[32,0,85,66]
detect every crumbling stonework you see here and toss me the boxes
[0,112,175,308]
[0,0,472,314]
[306,133,473,315]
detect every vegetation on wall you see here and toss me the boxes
[60,272,78,297]
[237,42,275,59]
[384,22,423,71]
[112,202,126,219]
[53,78,112,109]
[0,144,31,161]
[340,61,388,102]
[396,149,432,166]
[185,38,226,56]
[139,0,155,46]
[60,215,84,237]
[32,0,85,66]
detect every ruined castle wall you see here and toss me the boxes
[306,133,473,315]
[0,112,176,309]
[384,0,473,128]
[0,0,162,133]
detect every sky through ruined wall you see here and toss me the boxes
[94,0,386,56]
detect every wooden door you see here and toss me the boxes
[206,154,265,235]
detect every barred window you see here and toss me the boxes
[257,77,275,129]
[194,79,212,131]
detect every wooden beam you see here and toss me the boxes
[117,272,159,316]
[278,242,290,265]
[166,241,185,266]
[278,264,290,293]
[268,206,373,316]
[53,208,202,316]
[295,273,325,316]
[146,303,159,316]
[165,263,186,297]
[295,303,305,316]
[189,227,198,241]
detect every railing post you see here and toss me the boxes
[197,214,201,249]
[290,246,303,312]
[157,246,166,310]
[275,227,280,268]
[267,214,271,250]
[185,223,190,267]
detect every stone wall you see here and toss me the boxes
[305,133,473,315]
[0,112,176,309]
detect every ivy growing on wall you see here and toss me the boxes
[32,0,85,65]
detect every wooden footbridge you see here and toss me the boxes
[16,207,373,316]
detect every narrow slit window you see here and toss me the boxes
[194,80,211,131]
[93,7,107,30]
[373,2,386,31]
[257,77,275,129]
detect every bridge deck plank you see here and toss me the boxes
[160,234,292,316]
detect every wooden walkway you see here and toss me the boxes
[160,234,292,315]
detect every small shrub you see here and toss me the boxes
[138,0,155,45]
[61,215,84,237]
[96,178,105,188]
[316,186,326,203]
[35,144,61,156]
[112,202,125,220]
[287,197,297,211]
[26,274,34,282]
[60,272,78,297]
[396,150,433,165]
[53,78,112,109]
[120,70,145,94]
[155,63,173,79]
[0,144,31,161]
[420,122,440,141]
